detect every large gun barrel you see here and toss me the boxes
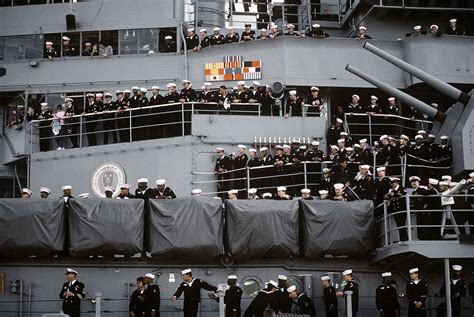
[345,64,447,123]
[363,42,471,105]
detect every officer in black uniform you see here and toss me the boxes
[321,275,337,317]
[116,184,135,199]
[241,23,256,41]
[337,270,359,316]
[116,90,131,142]
[209,27,225,46]
[406,267,428,317]
[172,269,218,317]
[287,285,315,316]
[285,90,304,117]
[64,97,80,148]
[385,177,407,241]
[129,277,146,317]
[225,26,240,44]
[215,147,232,199]
[59,268,85,317]
[376,272,400,317]
[84,93,101,146]
[436,265,466,317]
[199,29,210,49]
[102,92,117,144]
[185,28,199,51]
[215,275,243,317]
[244,280,279,317]
[154,179,177,199]
[274,275,292,313]
[37,102,53,151]
[135,178,156,201]
[143,273,161,317]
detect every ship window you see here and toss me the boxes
[138,28,159,54]
[24,34,43,59]
[44,33,61,58]
[120,29,138,55]
[82,31,100,57]
[159,27,177,53]
[287,276,302,290]
[4,35,25,60]
[242,276,262,298]
[100,30,118,56]
[62,32,80,57]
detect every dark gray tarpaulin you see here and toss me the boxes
[225,200,299,260]
[0,198,64,257]
[68,199,144,257]
[301,200,374,257]
[149,197,223,261]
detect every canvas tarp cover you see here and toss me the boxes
[149,197,223,260]
[301,200,374,257]
[225,200,299,260]
[0,198,65,257]
[68,198,144,256]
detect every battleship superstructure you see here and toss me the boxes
[1,0,474,316]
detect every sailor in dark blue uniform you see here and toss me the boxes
[436,265,466,317]
[135,178,156,201]
[213,275,243,317]
[209,27,225,46]
[84,93,101,146]
[321,275,337,317]
[154,179,176,199]
[143,273,161,317]
[285,90,304,117]
[244,280,279,317]
[116,184,135,199]
[337,269,359,316]
[376,272,400,317]
[129,277,146,317]
[199,29,210,49]
[172,269,218,317]
[446,18,465,35]
[185,28,199,51]
[406,267,428,317]
[275,275,292,313]
[287,285,315,316]
[59,268,85,317]
[241,23,256,41]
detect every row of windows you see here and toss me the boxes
[0,0,74,6]
[0,28,177,61]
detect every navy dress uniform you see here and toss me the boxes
[244,281,279,317]
[143,273,161,317]
[185,29,200,50]
[84,94,102,146]
[102,93,117,144]
[115,91,131,142]
[59,268,85,317]
[219,275,243,317]
[129,278,146,317]
[287,285,316,316]
[375,272,400,317]
[37,104,53,152]
[341,270,359,317]
[172,269,218,317]
[275,275,292,313]
[321,276,338,317]
[135,178,156,201]
[215,148,232,198]
[225,27,240,43]
[406,268,428,317]
[436,265,466,317]
[155,179,177,199]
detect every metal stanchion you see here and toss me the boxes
[129,109,133,143]
[405,194,413,241]
[345,290,353,317]
[303,161,308,188]
[444,258,452,317]
[94,292,102,317]
[383,202,389,245]
[79,116,83,148]
[246,167,251,190]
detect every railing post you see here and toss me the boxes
[303,161,308,189]
[79,116,83,148]
[383,201,389,245]
[94,292,102,317]
[444,258,452,317]
[246,166,251,191]
[402,154,407,187]
[405,193,413,241]
[182,102,185,136]
[30,123,33,154]
[129,109,133,143]
[345,290,353,317]
[368,114,373,148]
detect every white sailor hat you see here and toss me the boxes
[40,187,51,194]
[336,118,343,124]
[301,188,311,194]
[289,90,297,96]
[343,269,352,275]
[182,79,191,84]
[228,275,237,280]
[139,87,147,93]
[191,189,202,194]
[428,178,439,185]
[249,81,260,87]
[188,27,195,32]
[418,130,427,134]
[277,186,287,191]
[379,135,388,141]
[354,144,362,148]
[249,148,257,153]
[409,176,421,182]
[271,24,278,29]
[390,177,400,182]
[388,97,395,101]
[62,36,71,41]
[352,94,360,100]
[430,24,439,29]
[409,268,419,274]
[299,145,307,150]
[237,81,246,86]
[268,280,278,287]
[46,41,53,45]
[104,188,114,193]
[137,178,148,183]
[414,25,422,30]
[283,144,291,149]
[452,265,462,271]
[199,28,207,33]
[238,144,246,149]
[181,269,192,275]
[359,138,368,143]
[248,188,257,194]
[323,168,331,173]
[287,285,297,292]
[340,132,349,136]
[440,135,449,140]
[115,90,123,95]
[78,193,89,198]
[152,86,160,90]
[124,89,131,94]
[382,272,392,277]
[371,95,378,100]
[132,86,140,90]
[213,27,220,32]
[334,183,344,190]
[414,135,423,140]
[400,134,409,141]
[442,175,452,181]
[66,268,78,275]
[330,145,338,151]
[104,92,112,97]
[470,172,474,178]
[166,83,177,88]
[312,23,320,28]
[337,138,345,143]
[40,102,48,107]
[165,36,172,40]
[359,26,367,30]
[287,23,295,29]
[145,273,155,279]
[156,179,166,185]
[376,167,386,172]
[310,86,319,91]
[345,147,354,151]
[360,164,370,169]
[94,93,103,98]
[320,275,330,281]
[22,188,33,195]
[278,275,287,280]
[62,185,72,190]
[449,18,457,23]
[216,147,225,152]
[86,93,94,98]
[311,141,320,146]
[260,147,268,151]
[261,28,267,32]
[204,82,212,86]
[120,184,131,189]
[228,189,239,195]
[439,181,449,186]
[262,192,272,198]
[318,190,329,195]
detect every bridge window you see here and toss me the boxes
[4,35,25,60]
[119,29,138,55]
